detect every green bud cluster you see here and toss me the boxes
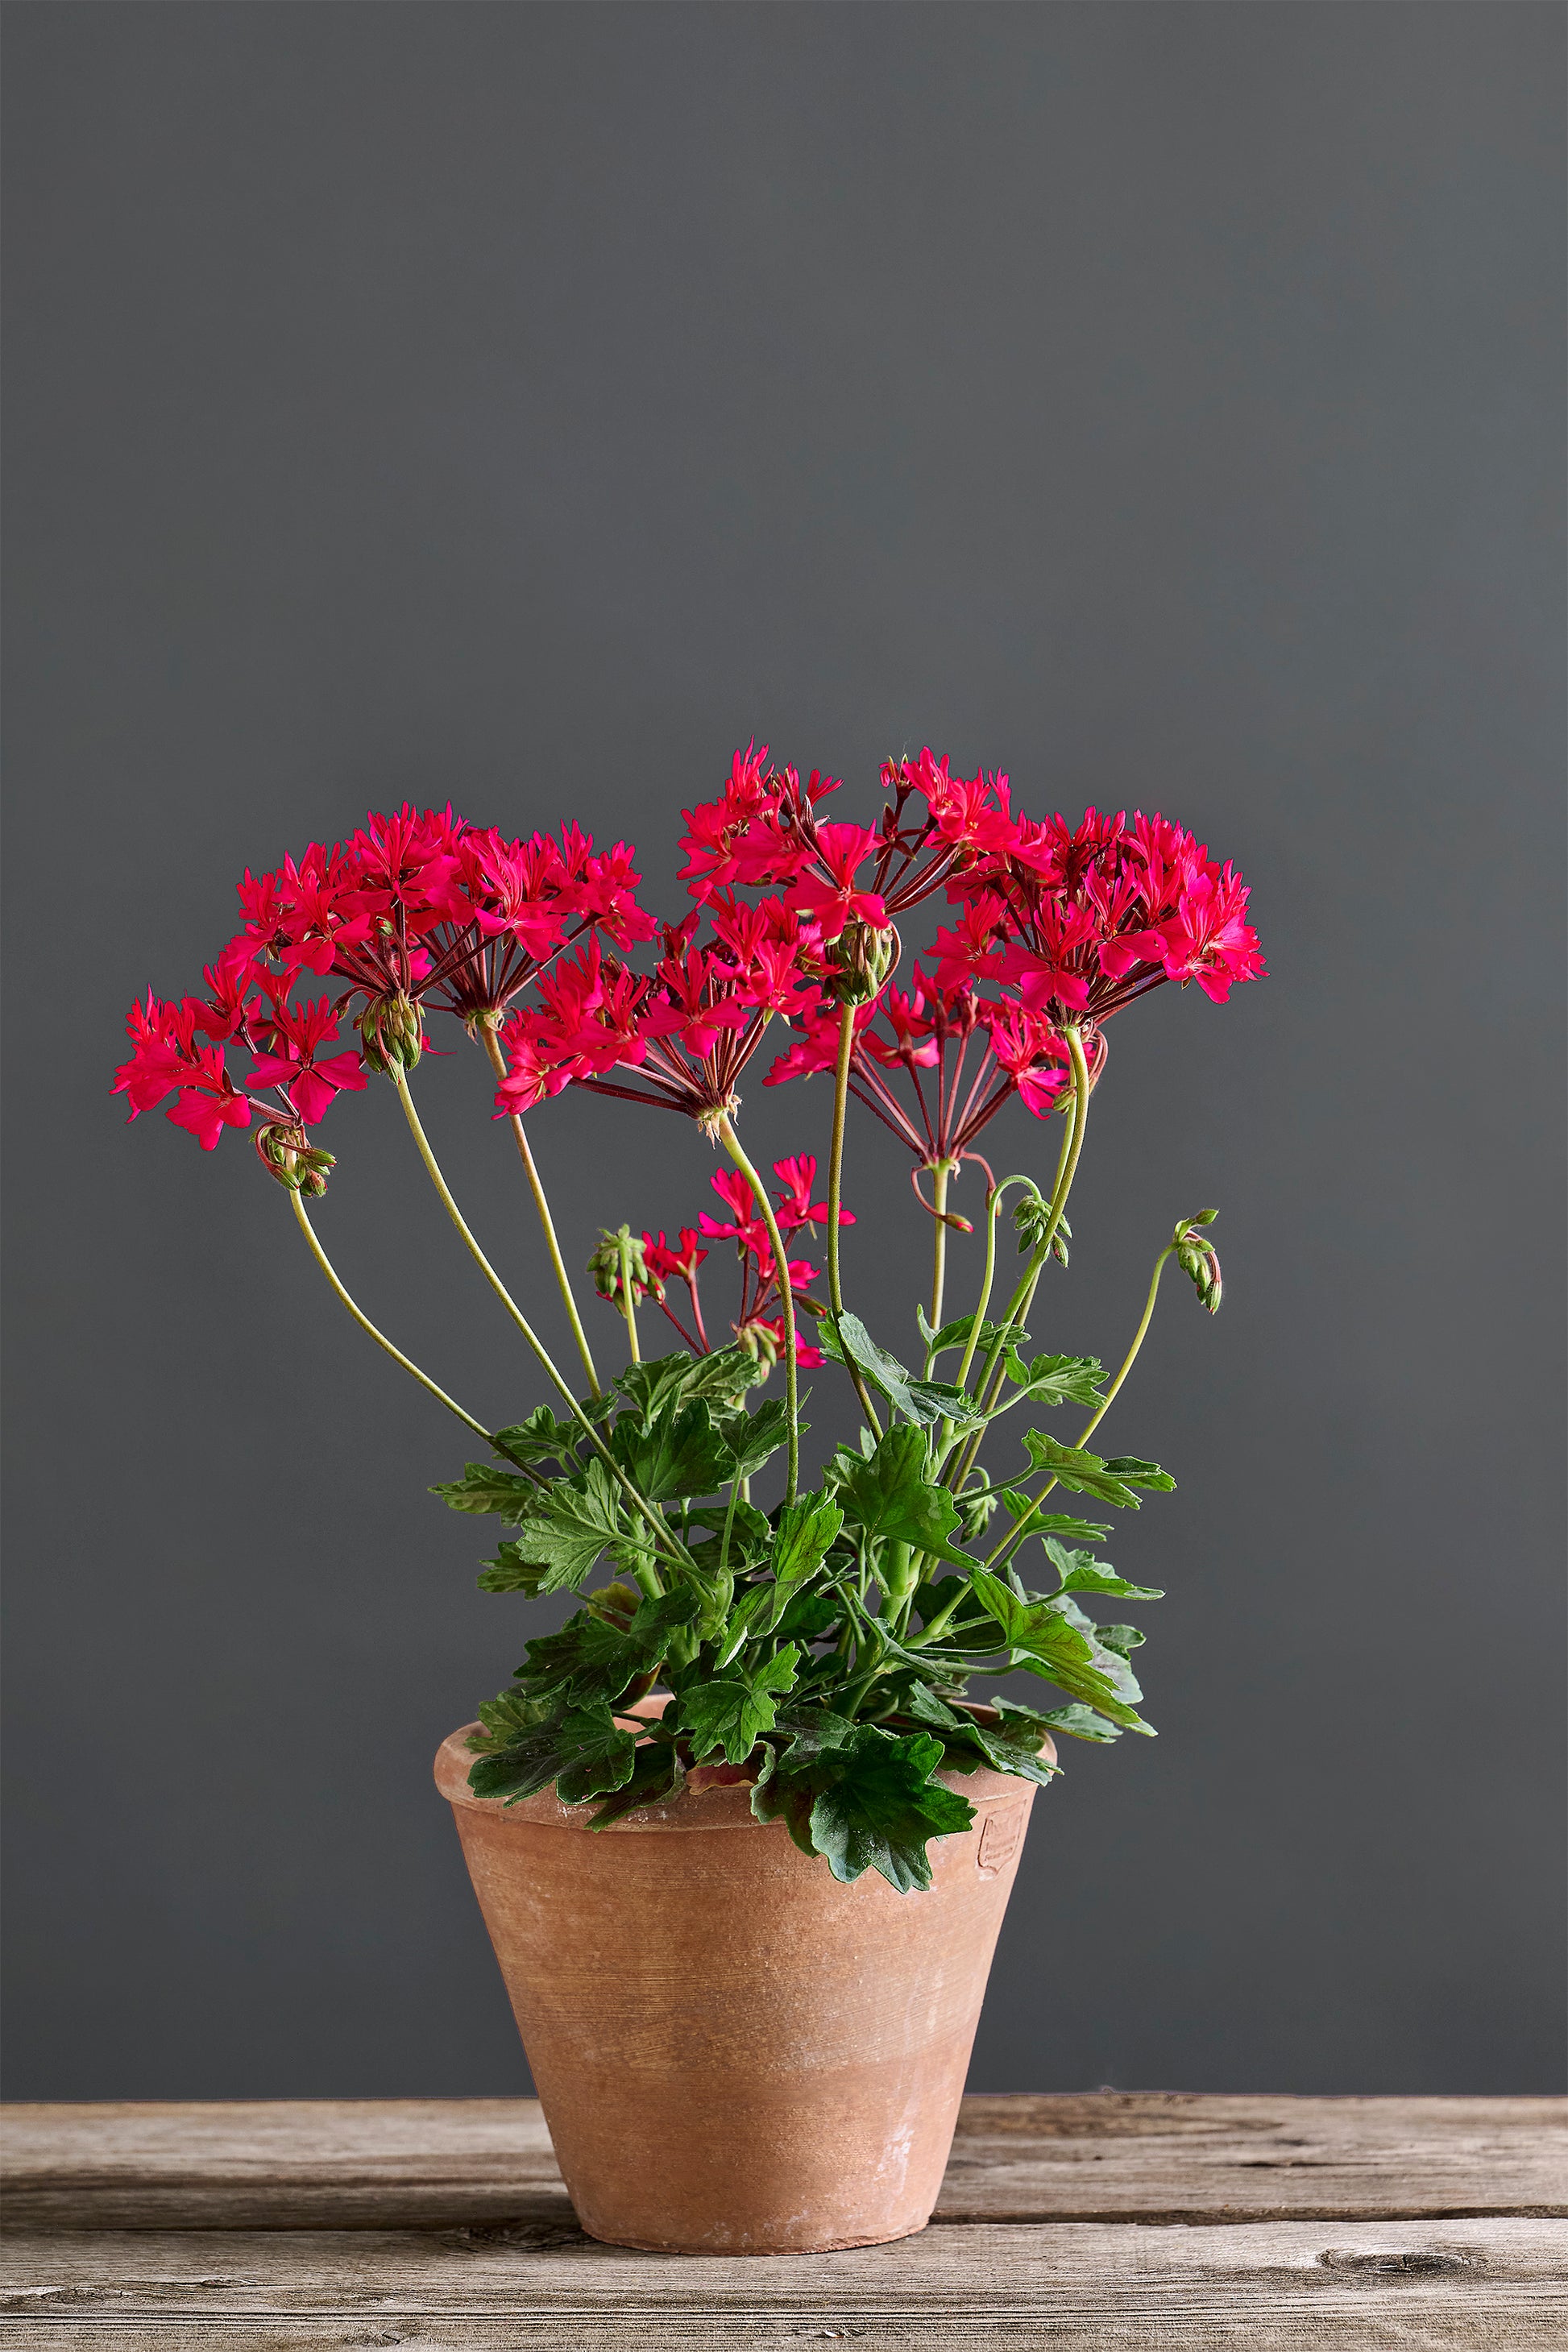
[1014,1191,1072,1267]
[823,919,898,1006]
[356,991,425,1075]
[587,1224,661,1304]
[1172,1208,1222,1313]
[255,1120,336,1198]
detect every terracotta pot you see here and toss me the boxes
[435,1708,1048,2253]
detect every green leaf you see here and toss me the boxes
[516,1585,699,1708]
[469,1686,555,1748]
[1101,1455,1178,1491]
[838,1426,972,1563]
[1042,1539,1162,1599]
[1002,1351,1106,1409]
[612,1346,766,1426]
[683,1345,771,1405]
[612,1398,733,1503]
[1023,1432,1175,1509]
[755,1724,975,1893]
[1093,1623,1146,1656]
[613,1352,703,1427]
[900,1680,964,1731]
[514,1612,641,1707]
[466,1702,637,1807]
[942,1708,1061,1789]
[687,1498,774,1574]
[677,1646,801,1763]
[478,1544,559,1597]
[489,1407,585,1473]
[918,1309,1028,1360]
[969,1570,1154,1732]
[773,1587,841,1644]
[716,1579,777,1658]
[772,1492,844,1586]
[587,1738,684,1827]
[716,1396,794,1480]
[764,1705,856,1764]
[479,1457,625,1594]
[821,1313,985,1429]
[1031,1702,1126,1744]
[431,1461,541,1522]
[998,1493,1114,1541]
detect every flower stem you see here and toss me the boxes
[391,1062,689,1571]
[478,1018,600,1396]
[949,1026,1093,1490]
[932,1173,1040,1469]
[929,1159,952,1336]
[287,1188,491,1440]
[715,1112,799,1501]
[983,1240,1178,1574]
[827,1002,881,1437]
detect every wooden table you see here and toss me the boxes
[2,2095,1564,2345]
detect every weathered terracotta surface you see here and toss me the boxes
[435,1712,1046,2253]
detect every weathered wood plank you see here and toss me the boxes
[1,2217,1564,2347]
[3,2097,1563,2232]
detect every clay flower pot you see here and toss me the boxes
[435,1711,1049,2253]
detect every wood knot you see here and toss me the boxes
[1318,2246,1483,2275]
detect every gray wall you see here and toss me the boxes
[4,1,1562,2100]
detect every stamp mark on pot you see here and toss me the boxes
[977,1807,1024,1877]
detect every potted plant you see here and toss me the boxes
[116,745,1263,2251]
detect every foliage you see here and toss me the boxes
[121,742,1263,1892]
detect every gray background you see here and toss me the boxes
[4,1,1563,2101]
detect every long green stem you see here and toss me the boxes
[479,1019,600,1396]
[928,1159,953,1338]
[938,1174,1043,1463]
[288,1188,491,1440]
[391,1062,689,1570]
[948,1027,1093,1491]
[827,1002,881,1437]
[716,1112,799,1501]
[983,1242,1177,1574]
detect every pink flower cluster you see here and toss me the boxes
[114,752,1264,1188]
[622,1154,855,1372]
[115,806,653,1151]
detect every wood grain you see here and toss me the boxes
[4,2096,1564,2232]
[1,2217,1564,2348]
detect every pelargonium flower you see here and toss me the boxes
[678,744,1023,943]
[957,807,1267,1022]
[604,1158,853,1375]
[230,803,655,1059]
[494,897,820,1129]
[766,965,1094,1193]
[245,990,370,1126]
[114,993,255,1151]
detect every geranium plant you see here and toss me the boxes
[117,747,1263,1895]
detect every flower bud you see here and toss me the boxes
[736,1317,782,1368]
[255,1118,336,1197]
[1014,1192,1071,1265]
[587,1225,662,1304]
[1172,1213,1222,1313]
[824,919,898,1006]
[357,992,425,1075]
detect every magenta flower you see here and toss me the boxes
[496,897,820,1129]
[114,993,255,1151]
[612,1156,853,1377]
[246,993,370,1126]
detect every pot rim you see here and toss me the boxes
[435,1699,1054,1831]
